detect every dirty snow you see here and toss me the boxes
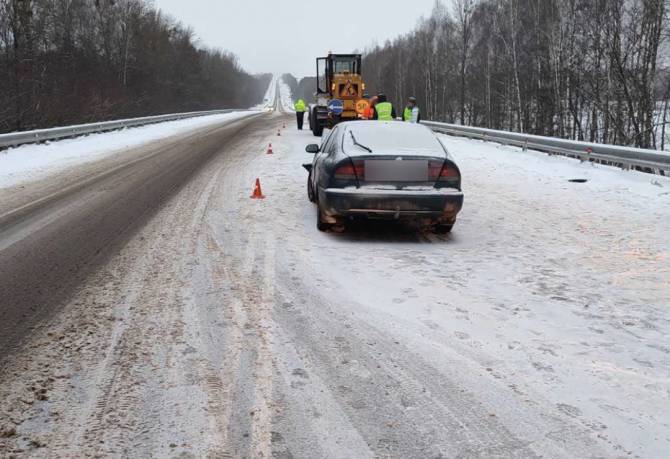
[0,111,257,190]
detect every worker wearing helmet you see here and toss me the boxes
[364,96,378,120]
[403,97,421,123]
[373,93,396,121]
[294,98,308,130]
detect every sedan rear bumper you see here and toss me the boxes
[320,187,464,221]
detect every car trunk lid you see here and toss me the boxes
[339,154,455,189]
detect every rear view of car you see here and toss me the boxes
[305,121,464,233]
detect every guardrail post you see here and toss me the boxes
[584,147,592,163]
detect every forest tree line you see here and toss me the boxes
[0,0,271,134]
[362,0,668,149]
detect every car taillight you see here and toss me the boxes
[334,160,365,180]
[430,161,460,188]
[439,166,459,180]
[428,161,443,179]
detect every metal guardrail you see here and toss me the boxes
[424,121,670,175]
[0,109,252,150]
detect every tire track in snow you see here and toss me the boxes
[0,114,280,456]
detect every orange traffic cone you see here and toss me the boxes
[267,143,273,154]
[250,178,265,199]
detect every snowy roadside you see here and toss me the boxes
[438,134,670,202]
[0,111,259,190]
[254,124,670,457]
[0,74,282,192]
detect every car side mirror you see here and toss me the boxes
[305,144,320,154]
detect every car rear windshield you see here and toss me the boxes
[344,124,445,156]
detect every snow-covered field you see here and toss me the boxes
[0,111,257,189]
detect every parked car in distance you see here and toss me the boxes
[303,121,464,233]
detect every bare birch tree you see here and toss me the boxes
[362,0,669,149]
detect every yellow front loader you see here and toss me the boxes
[310,53,369,136]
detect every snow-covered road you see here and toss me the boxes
[0,81,668,458]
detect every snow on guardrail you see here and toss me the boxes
[0,109,250,150]
[424,121,670,176]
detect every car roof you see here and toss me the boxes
[340,121,447,157]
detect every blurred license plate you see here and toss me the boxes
[365,160,428,181]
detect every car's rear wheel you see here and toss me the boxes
[316,204,332,232]
[434,224,454,234]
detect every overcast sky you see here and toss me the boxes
[154,0,437,78]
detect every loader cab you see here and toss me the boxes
[331,55,361,75]
[316,54,363,97]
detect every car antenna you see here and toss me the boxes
[349,130,372,153]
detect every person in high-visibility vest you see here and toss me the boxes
[294,99,308,130]
[403,96,421,123]
[372,94,396,121]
